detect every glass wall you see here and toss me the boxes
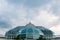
[19,27,43,39]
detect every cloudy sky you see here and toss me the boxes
[0,0,60,35]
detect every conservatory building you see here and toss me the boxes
[5,23,53,40]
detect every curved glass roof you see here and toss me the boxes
[18,22,44,35]
[20,27,40,34]
[5,22,53,39]
[18,26,43,39]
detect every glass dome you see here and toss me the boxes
[18,23,44,39]
[5,22,53,39]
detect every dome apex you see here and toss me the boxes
[28,22,32,24]
[26,22,35,27]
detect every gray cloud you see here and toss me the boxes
[0,0,59,27]
[0,0,60,35]
[7,0,52,8]
[7,0,23,4]
[49,0,60,27]
[0,16,11,28]
[52,4,60,16]
[24,0,51,8]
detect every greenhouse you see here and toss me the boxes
[5,23,53,40]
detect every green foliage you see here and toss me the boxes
[37,35,46,40]
[16,34,21,39]
[16,34,26,40]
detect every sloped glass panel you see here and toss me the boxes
[27,28,33,34]
[21,28,26,34]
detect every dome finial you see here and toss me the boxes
[26,21,35,26]
[29,22,32,25]
[28,20,32,25]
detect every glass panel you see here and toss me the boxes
[27,28,33,33]
[26,33,33,39]
[33,34,40,39]
[26,28,33,39]
[34,29,39,34]
[21,29,26,34]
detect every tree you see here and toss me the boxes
[16,34,21,40]
[37,35,46,40]
[16,34,26,40]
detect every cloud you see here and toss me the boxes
[0,28,9,35]
[24,0,52,8]
[0,0,60,35]
[50,24,60,35]
[7,0,23,4]
[0,20,11,28]
[7,0,52,8]
[31,9,59,28]
[51,0,60,16]
[47,0,60,35]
